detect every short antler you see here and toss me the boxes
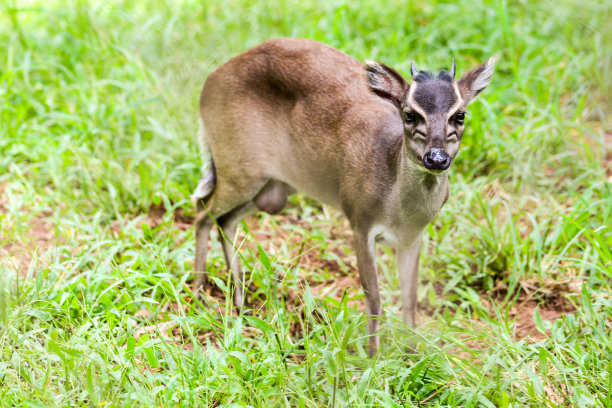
[411,61,418,78]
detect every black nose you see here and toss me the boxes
[423,148,451,171]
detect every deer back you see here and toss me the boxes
[199,38,403,211]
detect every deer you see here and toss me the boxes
[191,38,494,356]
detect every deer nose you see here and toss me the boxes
[423,148,451,171]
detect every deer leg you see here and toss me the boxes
[354,228,382,357]
[397,233,423,327]
[218,202,257,309]
[193,200,215,295]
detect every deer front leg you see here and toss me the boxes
[397,232,423,327]
[353,228,381,357]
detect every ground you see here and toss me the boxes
[0,0,611,407]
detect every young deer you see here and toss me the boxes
[192,38,494,356]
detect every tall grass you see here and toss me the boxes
[0,0,611,406]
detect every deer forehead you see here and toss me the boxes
[406,78,463,121]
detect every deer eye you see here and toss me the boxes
[455,112,465,124]
[404,112,417,123]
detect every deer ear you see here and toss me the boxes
[365,60,408,108]
[457,57,495,105]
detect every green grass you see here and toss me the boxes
[1,0,611,406]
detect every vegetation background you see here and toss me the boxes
[1,0,611,406]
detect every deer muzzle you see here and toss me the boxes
[423,148,451,171]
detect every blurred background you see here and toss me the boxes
[0,0,611,406]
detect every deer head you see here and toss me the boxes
[365,57,495,173]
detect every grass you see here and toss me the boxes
[0,0,611,406]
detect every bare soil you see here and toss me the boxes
[0,196,580,347]
[147,202,579,348]
[0,183,58,276]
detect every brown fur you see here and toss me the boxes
[192,38,494,356]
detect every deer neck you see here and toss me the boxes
[396,140,449,219]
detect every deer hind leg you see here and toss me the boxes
[216,180,294,308]
[217,202,257,309]
[193,201,215,294]
[194,178,291,305]
[192,164,217,295]
[218,180,294,307]
[192,164,260,296]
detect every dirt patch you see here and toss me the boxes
[0,215,57,276]
[143,202,364,348]
[0,183,59,276]
[510,277,577,342]
[244,212,356,277]
[421,273,579,346]
[309,275,363,311]
[152,200,357,277]
[152,201,580,349]
[512,300,572,341]
[147,203,193,231]
[476,285,577,343]
[444,289,578,362]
